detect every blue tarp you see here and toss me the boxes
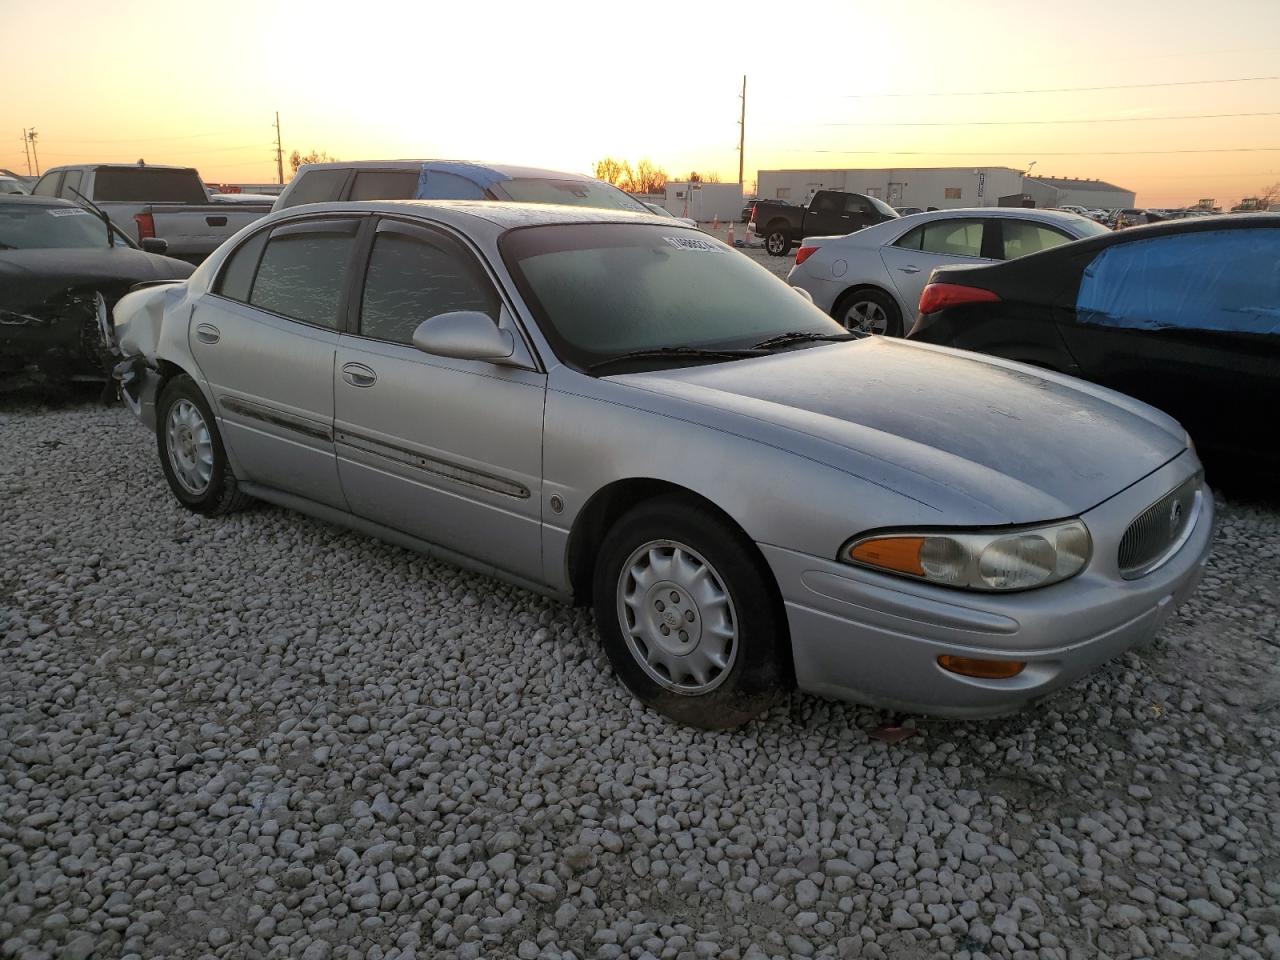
[1077,228,1280,335]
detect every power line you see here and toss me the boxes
[841,75,1280,98]
[36,130,243,144]
[790,146,1280,156]
[802,111,1280,128]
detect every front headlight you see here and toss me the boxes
[843,519,1091,592]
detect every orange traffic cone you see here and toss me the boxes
[727,219,735,246]
[713,214,720,231]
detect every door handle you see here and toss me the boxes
[195,322,220,344]
[898,266,921,274]
[341,362,377,387]
[205,216,227,227]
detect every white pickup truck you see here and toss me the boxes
[30,163,272,264]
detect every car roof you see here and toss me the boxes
[292,159,602,184]
[894,207,1094,225]
[43,163,195,172]
[278,199,677,230]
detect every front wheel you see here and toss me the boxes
[834,287,903,337]
[764,226,791,257]
[592,497,790,728]
[156,374,251,516]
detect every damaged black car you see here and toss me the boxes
[0,195,192,385]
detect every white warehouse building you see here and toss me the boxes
[755,167,1135,211]
[661,181,743,223]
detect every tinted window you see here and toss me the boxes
[360,230,499,345]
[250,228,354,328]
[282,169,348,208]
[215,230,269,302]
[1077,228,1280,335]
[920,219,985,257]
[812,193,843,214]
[93,168,206,203]
[1001,220,1072,259]
[32,173,61,197]
[60,170,82,199]
[494,178,648,212]
[349,171,420,201]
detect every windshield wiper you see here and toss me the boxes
[751,330,859,350]
[586,346,764,372]
[66,186,125,247]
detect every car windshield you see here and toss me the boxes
[495,178,649,213]
[501,223,847,371]
[0,203,110,249]
[868,194,900,218]
[0,178,27,195]
[1054,214,1110,237]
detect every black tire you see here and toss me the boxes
[592,496,791,729]
[156,374,251,516]
[832,287,903,337]
[764,224,792,257]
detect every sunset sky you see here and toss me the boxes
[4,0,1279,207]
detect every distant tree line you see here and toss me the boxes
[592,158,725,195]
[289,149,338,176]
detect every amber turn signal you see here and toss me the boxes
[937,655,1027,679]
[848,536,926,576]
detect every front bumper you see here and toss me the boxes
[763,454,1213,718]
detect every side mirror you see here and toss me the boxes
[141,237,169,255]
[412,311,515,363]
[793,286,814,303]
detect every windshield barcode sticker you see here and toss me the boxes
[47,208,90,217]
[662,236,723,252]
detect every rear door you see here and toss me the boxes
[189,216,363,509]
[880,217,995,312]
[1056,225,1280,456]
[332,218,546,581]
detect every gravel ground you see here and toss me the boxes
[2,399,1278,960]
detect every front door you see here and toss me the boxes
[333,218,546,582]
[189,217,361,510]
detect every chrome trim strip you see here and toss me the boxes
[335,429,530,500]
[219,397,333,443]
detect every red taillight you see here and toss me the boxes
[134,212,156,240]
[795,245,819,266]
[749,203,757,224]
[918,282,1000,314]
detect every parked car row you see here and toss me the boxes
[102,187,1215,729]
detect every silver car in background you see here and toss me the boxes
[788,208,1109,336]
[111,201,1211,728]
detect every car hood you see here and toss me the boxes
[616,338,1187,523]
[0,249,193,312]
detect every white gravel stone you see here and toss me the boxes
[1,398,1277,960]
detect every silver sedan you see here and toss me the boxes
[788,208,1109,336]
[111,201,1211,728]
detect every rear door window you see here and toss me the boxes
[281,169,348,208]
[248,221,358,329]
[1001,220,1073,259]
[348,170,420,201]
[358,223,499,345]
[919,219,985,257]
[92,168,206,203]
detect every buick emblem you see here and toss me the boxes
[1168,499,1183,534]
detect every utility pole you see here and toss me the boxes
[27,129,39,176]
[273,112,284,185]
[21,129,32,176]
[737,75,746,189]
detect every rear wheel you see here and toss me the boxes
[156,374,251,516]
[834,287,903,337]
[593,497,790,729]
[764,225,791,257]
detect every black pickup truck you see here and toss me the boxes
[749,190,899,256]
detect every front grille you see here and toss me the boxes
[1118,475,1201,577]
